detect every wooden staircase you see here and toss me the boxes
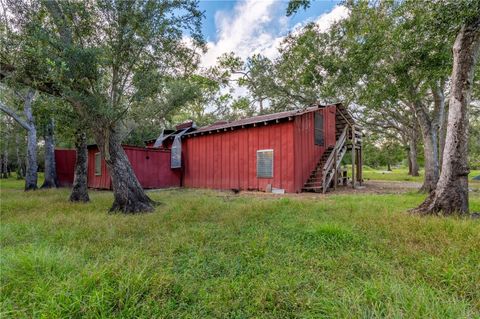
[302,147,335,192]
[302,125,352,193]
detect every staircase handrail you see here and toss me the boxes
[323,126,347,173]
[322,125,348,191]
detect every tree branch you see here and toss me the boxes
[0,100,31,131]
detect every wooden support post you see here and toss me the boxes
[357,147,363,185]
[355,148,358,185]
[351,126,355,188]
[333,148,338,190]
[360,148,363,184]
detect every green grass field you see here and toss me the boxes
[1,177,479,318]
[360,166,480,183]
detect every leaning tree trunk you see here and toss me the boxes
[41,118,58,188]
[414,17,480,215]
[69,131,89,202]
[94,126,155,213]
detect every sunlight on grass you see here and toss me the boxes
[1,177,479,318]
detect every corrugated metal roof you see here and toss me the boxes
[186,103,354,136]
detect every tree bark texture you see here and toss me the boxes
[432,83,447,169]
[41,118,58,188]
[418,120,439,192]
[69,131,89,202]
[409,136,420,177]
[414,17,480,215]
[15,133,25,179]
[25,124,38,190]
[94,126,155,213]
[0,91,38,188]
[22,91,38,190]
[439,103,448,168]
[410,82,446,192]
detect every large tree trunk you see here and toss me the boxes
[94,126,155,213]
[25,125,38,190]
[410,83,446,192]
[0,92,37,189]
[409,135,420,177]
[23,91,38,191]
[432,82,447,169]
[439,103,448,168]
[418,121,439,192]
[41,118,58,188]
[414,17,480,215]
[407,148,412,175]
[69,131,89,202]
[40,1,154,213]
[15,132,24,179]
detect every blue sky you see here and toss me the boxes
[199,0,340,42]
[196,0,346,67]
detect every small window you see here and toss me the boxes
[257,149,273,178]
[314,112,324,146]
[95,152,102,176]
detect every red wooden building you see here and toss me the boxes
[57,103,362,193]
[55,145,181,189]
[147,103,362,193]
[86,145,181,189]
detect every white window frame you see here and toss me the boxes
[256,149,274,178]
[94,152,102,176]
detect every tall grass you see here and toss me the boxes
[1,178,479,318]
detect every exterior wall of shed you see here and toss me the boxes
[293,106,337,192]
[55,149,76,186]
[182,121,296,192]
[87,146,181,189]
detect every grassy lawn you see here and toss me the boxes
[360,166,480,183]
[1,177,479,318]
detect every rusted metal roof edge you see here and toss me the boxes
[185,103,344,137]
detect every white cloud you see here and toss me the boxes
[315,5,349,32]
[201,0,283,68]
[201,2,349,100]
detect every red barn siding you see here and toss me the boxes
[87,148,111,189]
[293,105,337,192]
[183,121,296,192]
[55,149,76,186]
[87,146,180,189]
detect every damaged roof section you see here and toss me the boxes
[145,102,356,144]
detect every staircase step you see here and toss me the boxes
[302,186,323,193]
